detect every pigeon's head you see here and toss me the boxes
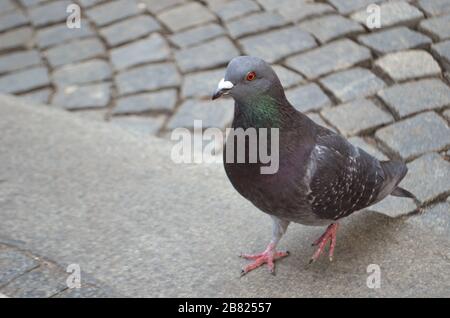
[212,56,282,104]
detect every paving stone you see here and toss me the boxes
[212,0,259,21]
[28,0,71,27]
[299,15,364,44]
[319,67,385,102]
[113,89,177,114]
[375,50,441,82]
[278,2,335,23]
[0,10,28,33]
[321,98,393,136]
[44,38,105,68]
[18,0,49,7]
[239,26,316,63]
[377,79,450,118]
[306,112,336,131]
[357,27,432,55]
[351,1,424,29]
[20,88,52,104]
[52,59,112,87]
[169,23,225,48]
[225,12,286,39]
[0,249,39,286]
[181,69,224,99]
[375,112,450,160]
[272,65,304,89]
[0,27,33,51]
[141,0,185,14]
[73,109,107,122]
[285,39,371,79]
[167,98,234,130]
[175,37,239,73]
[401,153,450,202]
[419,14,450,41]
[0,266,67,298]
[417,0,450,16]
[86,0,143,26]
[0,67,49,94]
[111,115,166,135]
[158,2,216,32]
[110,33,170,71]
[55,284,119,298]
[36,21,95,49]
[432,40,450,71]
[0,0,16,14]
[255,0,292,11]
[348,136,388,160]
[0,50,42,75]
[443,109,450,121]
[407,201,450,236]
[115,63,181,95]
[368,196,417,218]
[52,83,111,109]
[100,15,161,47]
[327,0,383,14]
[285,83,331,113]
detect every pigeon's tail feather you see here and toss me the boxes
[375,160,408,202]
[391,186,415,199]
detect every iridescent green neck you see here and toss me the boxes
[235,94,282,128]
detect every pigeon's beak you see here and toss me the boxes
[212,78,234,100]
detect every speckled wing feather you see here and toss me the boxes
[305,128,404,221]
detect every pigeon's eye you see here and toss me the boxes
[245,71,256,81]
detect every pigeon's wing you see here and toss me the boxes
[304,130,402,220]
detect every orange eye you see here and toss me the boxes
[246,71,256,81]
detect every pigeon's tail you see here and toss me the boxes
[381,160,420,205]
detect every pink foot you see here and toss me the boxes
[310,223,339,263]
[240,243,289,276]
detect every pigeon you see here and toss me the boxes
[212,56,417,275]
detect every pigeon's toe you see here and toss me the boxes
[309,223,339,264]
[240,248,289,276]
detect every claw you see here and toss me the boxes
[310,223,339,263]
[240,243,290,276]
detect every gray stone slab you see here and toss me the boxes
[175,37,240,73]
[169,23,225,48]
[181,69,224,99]
[319,67,385,102]
[158,2,216,32]
[419,14,450,41]
[225,12,286,39]
[432,40,450,71]
[1,265,67,298]
[142,0,186,14]
[0,10,28,33]
[0,0,16,14]
[111,115,166,136]
[113,90,177,114]
[86,0,143,26]
[299,15,364,44]
[375,50,441,82]
[306,113,336,131]
[0,67,49,94]
[255,0,292,11]
[19,0,50,7]
[358,27,432,55]
[28,0,71,27]
[286,83,332,113]
[278,2,335,23]
[52,83,111,109]
[0,249,39,286]
[285,39,371,79]
[0,50,42,75]
[167,98,234,129]
[115,62,181,95]
[407,201,450,236]
[239,26,317,63]
[327,0,383,14]
[348,136,388,160]
[377,79,450,118]
[417,0,450,16]
[0,27,33,51]
[52,59,112,87]
[36,21,95,49]
[110,33,170,71]
[367,196,417,218]
[321,99,393,136]
[272,65,305,89]
[54,284,120,298]
[44,38,106,68]
[351,1,424,28]
[78,0,105,8]
[100,15,161,47]
[375,112,450,160]
[19,88,52,104]
[443,109,450,121]
[1,95,450,297]
[401,153,450,202]
[212,0,259,21]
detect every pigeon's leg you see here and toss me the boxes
[310,223,339,263]
[240,216,290,276]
